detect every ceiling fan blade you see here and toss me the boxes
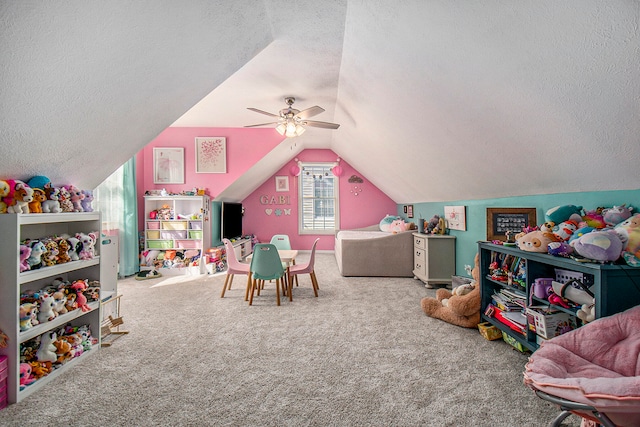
[295,106,325,120]
[302,120,340,129]
[247,107,280,118]
[244,121,281,128]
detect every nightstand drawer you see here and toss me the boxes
[414,236,426,250]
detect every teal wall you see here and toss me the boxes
[398,189,640,277]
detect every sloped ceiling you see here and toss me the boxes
[2,1,639,203]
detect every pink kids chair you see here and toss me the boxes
[524,305,640,427]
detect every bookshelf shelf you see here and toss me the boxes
[478,242,640,352]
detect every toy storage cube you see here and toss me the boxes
[188,230,202,239]
[162,221,188,230]
[147,221,160,229]
[161,230,187,239]
[147,230,160,239]
[148,240,173,249]
[176,240,202,249]
[189,221,202,230]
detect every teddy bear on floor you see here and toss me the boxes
[420,253,481,328]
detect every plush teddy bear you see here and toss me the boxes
[420,253,481,328]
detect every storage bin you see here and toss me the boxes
[147,230,160,239]
[525,306,577,339]
[188,230,202,239]
[147,221,160,230]
[176,240,202,249]
[478,322,502,341]
[148,240,173,249]
[162,221,188,230]
[502,331,529,353]
[161,230,187,239]
[189,221,202,230]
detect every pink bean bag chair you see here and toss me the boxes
[524,305,640,427]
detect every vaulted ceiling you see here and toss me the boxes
[2,1,639,203]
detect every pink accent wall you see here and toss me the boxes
[136,127,282,229]
[136,129,396,250]
[242,149,396,250]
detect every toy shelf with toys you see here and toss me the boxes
[0,212,105,404]
[141,195,212,275]
[478,241,640,352]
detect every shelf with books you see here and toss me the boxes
[478,241,640,353]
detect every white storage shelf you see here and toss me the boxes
[143,196,211,274]
[0,212,104,404]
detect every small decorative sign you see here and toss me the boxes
[445,206,466,231]
[486,208,537,241]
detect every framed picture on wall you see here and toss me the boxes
[195,137,227,173]
[486,207,537,241]
[153,147,184,184]
[275,176,289,192]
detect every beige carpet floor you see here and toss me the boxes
[0,253,580,426]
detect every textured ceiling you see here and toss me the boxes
[2,1,639,202]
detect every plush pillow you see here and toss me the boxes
[379,214,404,232]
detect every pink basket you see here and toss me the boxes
[176,240,202,249]
[147,221,160,230]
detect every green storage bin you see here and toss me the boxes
[148,240,173,249]
[188,230,203,239]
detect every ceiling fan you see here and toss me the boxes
[245,97,340,137]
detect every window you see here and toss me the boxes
[298,162,339,234]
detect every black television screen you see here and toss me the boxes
[221,202,243,240]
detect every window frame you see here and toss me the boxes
[297,162,340,235]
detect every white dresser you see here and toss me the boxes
[412,233,456,287]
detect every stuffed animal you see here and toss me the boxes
[42,187,62,213]
[28,188,46,213]
[65,185,84,212]
[420,253,481,328]
[6,180,34,213]
[577,303,596,323]
[552,220,578,241]
[76,232,97,260]
[35,331,58,363]
[547,241,573,257]
[582,208,606,229]
[379,215,402,232]
[614,213,640,266]
[425,215,441,234]
[0,179,12,211]
[20,244,31,272]
[37,293,58,323]
[26,240,46,270]
[571,229,623,263]
[41,237,59,267]
[52,290,68,315]
[19,363,36,388]
[81,190,94,212]
[1,179,16,210]
[545,205,583,224]
[26,175,51,190]
[568,226,595,244]
[66,236,81,261]
[602,204,633,227]
[58,186,74,212]
[55,237,71,264]
[53,336,73,364]
[70,279,91,312]
[19,303,39,331]
[516,230,559,253]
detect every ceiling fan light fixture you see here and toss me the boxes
[275,123,286,135]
